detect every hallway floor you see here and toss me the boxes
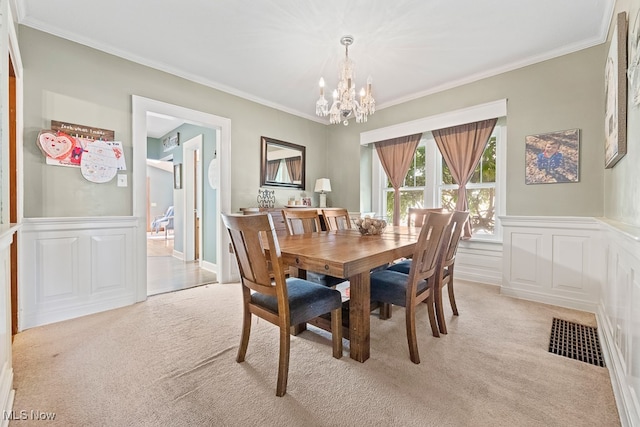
[147,233,217,296]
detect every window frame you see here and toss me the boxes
[370,113,506,242]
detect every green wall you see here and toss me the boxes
[19,26,328,218]
[20,19,638,230]
[606,0,640,227]
[329,45,606,217]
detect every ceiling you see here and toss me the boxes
[17,0,613,135]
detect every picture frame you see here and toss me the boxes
[162,132,180,152]
[525,128,580,184]
[605,12,627,169]
[173,163,182,189]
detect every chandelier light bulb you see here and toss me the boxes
[315,35,375,125]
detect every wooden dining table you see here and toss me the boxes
[277,226,419,362]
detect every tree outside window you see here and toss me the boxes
[382,133,497,235]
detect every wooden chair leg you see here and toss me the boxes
[380,302,392,319]
[236,310,251,362]
[331,307,343,359]
[435,283,447,335]
[427,293,440,338]
[276,325,291,397]
[447,274,459,315]
[405,305,420,364]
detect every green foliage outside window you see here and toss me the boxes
[384,136,497,233]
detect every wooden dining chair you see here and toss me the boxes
[281,209,322,235]
[388,210,469,335]
[408,207,444,227]
[281,209,345,288]
[222,212,343,397]
[322,208,352,230]
[433,210,470,334]
[369,211,453,364]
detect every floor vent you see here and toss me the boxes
[548,318,605,367]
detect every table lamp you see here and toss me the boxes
[314,178,332,208]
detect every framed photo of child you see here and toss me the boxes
[525,129,580,184]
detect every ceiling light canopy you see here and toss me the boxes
[316,35,375,126]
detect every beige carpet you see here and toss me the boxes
[11,281,620,426]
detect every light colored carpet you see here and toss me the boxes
[11,281,620,426]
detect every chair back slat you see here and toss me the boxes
[408,207,444,227]
[282,209,322,235]
[406,212,453,292]
[444,211,470,267]
[222,213,283,297]
[322,208,352,230]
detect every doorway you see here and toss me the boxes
[132,96,233,302]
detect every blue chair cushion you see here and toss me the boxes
[370,270,428,307]
[251,278,342,325]
[386,259,411,274]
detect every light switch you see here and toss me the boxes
[117,174,128,187]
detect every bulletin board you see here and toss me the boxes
[36,120,126,183]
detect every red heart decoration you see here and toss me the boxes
[37,130,75,159]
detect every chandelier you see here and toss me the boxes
[316,35,375,126]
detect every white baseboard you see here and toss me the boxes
[201,260,217,275]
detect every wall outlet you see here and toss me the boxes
[117,174,127,187]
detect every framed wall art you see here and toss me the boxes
[604,11,627,169]
[525,128,580,184]
[163,132,180,152]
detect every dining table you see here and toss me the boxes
[276,226,420,362]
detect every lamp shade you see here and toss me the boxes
[314,178,332,193]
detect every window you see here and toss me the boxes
[376,122,503,240]
[439,135,496,235]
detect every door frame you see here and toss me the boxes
[182,135,203,264]
[132,96,232,302]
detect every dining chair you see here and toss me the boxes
[408,207,444,227]
[387,210,469,334]
[281,209,322,235]
[322,208,352,230]
[281,209,345,288]
[369,211,453,364]
[222,212,343,397]
[433,210,470,334]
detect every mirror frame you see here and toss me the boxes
[260,136,306,190]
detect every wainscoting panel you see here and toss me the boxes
[509,232,542,287]
[551,234,588,292]
[36,237,78,300]
[500,216,603,312]
[90,234,128,293]
[19,218,138,330]
[455,240,502,286]
[597,219,640,427]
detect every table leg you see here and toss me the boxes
[290,266,307,336]
[348,272,370,362]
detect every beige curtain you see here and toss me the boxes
[432,118,497,239]
[285,157,302,182]
[374,133,422,226]
[267,160,280,181]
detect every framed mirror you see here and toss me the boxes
[260,136,306,189]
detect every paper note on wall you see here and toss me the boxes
[80,140,118,183]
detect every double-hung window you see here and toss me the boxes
[374,119,504,240]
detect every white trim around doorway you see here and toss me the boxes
[132,96,232,303]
